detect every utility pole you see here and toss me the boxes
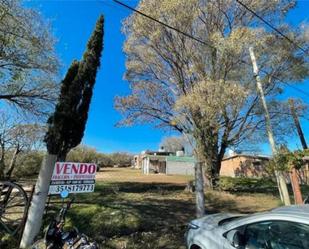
[249,47,291,205]
[195,162,205,218]
[288,98,306,204]
[288,98,308,150]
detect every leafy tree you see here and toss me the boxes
[269,147,309,173]
[5,123,45,178]
[64,145,133,167]
[67,145,100,163]
[0,0,59,115]
[14,151,45,178]
[0,112,45,179]
[45,16,104,161]
[115,0,308,187]
[109,152,133,166]
[20,15,104,247]
[268,147,309,204]
[98,153,113,167]
[160,135,192,154]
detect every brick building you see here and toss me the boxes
[220,154,270,177]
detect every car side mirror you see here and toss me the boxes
[226,230,243,248]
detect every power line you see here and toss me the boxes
[112,0,309,97]
[254,64,309,97]
[235,0,308,54]
[112,0,216,50]
[273,79,309,98]
[233,0,308,80]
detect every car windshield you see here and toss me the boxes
[218,216,245,226]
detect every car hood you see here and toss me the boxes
[190,213,243,230]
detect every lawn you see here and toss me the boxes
[96,167,194,184]
[43,168,280,249]
[1,167,282,249]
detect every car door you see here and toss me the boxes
[223,220,309,249]
[222,221,269,249]
[262,220,309,249]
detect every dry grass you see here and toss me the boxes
[1,167,282,249]
[96,167,193,184]
[205,191,280,214]
[60,168,280,249]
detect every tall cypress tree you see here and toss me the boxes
[45,15,104,160]
[20,15,104,248]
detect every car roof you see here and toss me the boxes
[224,205,309,230]
[271,205,309,216]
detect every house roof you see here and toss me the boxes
[142,154,196,163]
[166,156,196,163]
[142,155,167,161]
[222,154,271,161]
[142,151,174,156]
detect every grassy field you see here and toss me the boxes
[46,168,280,249]
[1,167,282,249]
[96,167,194,184]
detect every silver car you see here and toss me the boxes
[186,205,309,249]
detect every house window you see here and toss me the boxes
[252,161,262,171]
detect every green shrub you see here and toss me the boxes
[218,176,277,193]
[0,233,18,249]
[14,151,44,178]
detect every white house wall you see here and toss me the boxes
[166,161,194,175]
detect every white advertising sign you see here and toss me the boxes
[49,162,97,194]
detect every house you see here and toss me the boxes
[220,153,270,177]
[140,148,195,176]
[139,148,272,178]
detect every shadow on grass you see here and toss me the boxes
[2,177,290,249]
[219,177,278,194]
[40,180,281,249]
[42,182,196,249]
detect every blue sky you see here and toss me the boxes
[25,0,309,154]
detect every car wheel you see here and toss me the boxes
[190,245,201,249]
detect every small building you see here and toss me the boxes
[140,149,195,176]
[133,155,142,169]
[220,154,270,177]
[165,156,195,175]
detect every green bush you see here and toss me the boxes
[0,233,18,249]
[66,145,133,168]
[14,151,44,178]
[218,176,277,193]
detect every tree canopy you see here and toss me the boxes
[44,15,104,159]
[0,112,45,178]
[160,135,192,154]
[0,0,59,116]
[115,0,308,185]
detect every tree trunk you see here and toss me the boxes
[0,149,6,179]
[20,153,57,248]
[57,151,67,162]
[203,147,224,189]
[193,120,224,189]
[5,147,20,178]
[0,161,5,180]
[277,171,291,205]
[290,167,303,204]
[195,162,205,218]
[289,99,308,150]
[305,163,309,185]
